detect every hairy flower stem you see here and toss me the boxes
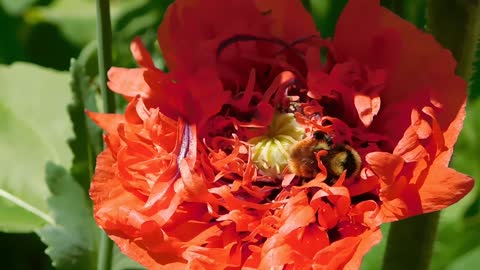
[96,0,115,270]
[382,2,480,270]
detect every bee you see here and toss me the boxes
[288,130,361,184]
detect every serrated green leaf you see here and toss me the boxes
[68,41,102,194]
[37,163,97,270]
[0,62,72,233]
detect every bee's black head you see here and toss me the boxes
[312,130,333,145]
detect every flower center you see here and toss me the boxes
[248,112,304,177]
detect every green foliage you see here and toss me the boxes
[308,0,348,38]
[447,245,480,270]
[0,8,25,64]
[0,63,72,233]
[0,232,53,270]
[381,0,426,29]
[28,0,147,46]
[469,37,480,100]
[0,0,38,15]
[36,163,97,270]
[67,41,102,194]
[449,98,480,220]
[27,0,171,51]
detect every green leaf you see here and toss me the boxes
[447,245,480,270]
[0,0,37,16]
[431,218,480,270]
[27,0,151,46]
[0,9,25,64]
[469,37,480,100]
[37,163,97,270]
[309,0,348,38]
[68,41,102,194]
[0,62,72,233]
[380,0,426,29]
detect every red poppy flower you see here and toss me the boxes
[90,0,473,269]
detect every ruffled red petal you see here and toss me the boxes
[367,152,473,221]
[334,0,466,148]
[143,68,230,126]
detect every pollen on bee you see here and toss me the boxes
[288,130,362,183]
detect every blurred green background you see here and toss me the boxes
[0,0,478,269]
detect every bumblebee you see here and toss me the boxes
[288,130,361,183]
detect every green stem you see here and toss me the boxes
[427,0,480,80]
[95,0,115,270]
[382,212,440,270]
[301,0,312,12]
[381,2,480,270]
[98,230,114,270]
[96,0,116,114]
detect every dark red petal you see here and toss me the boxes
[143,68,230,126]
[335,0,466,147]
[256,0,319,42]
[158,0,269,71]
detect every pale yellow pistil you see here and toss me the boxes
[249,113,304,177]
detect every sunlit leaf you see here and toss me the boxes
[431,218,480,270]
[27,0,151,46]
[447,245,480,270]
[0,0,37,16]
[0,62,72,233]
[37,163,97,270]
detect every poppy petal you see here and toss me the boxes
[335,0,466,147]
